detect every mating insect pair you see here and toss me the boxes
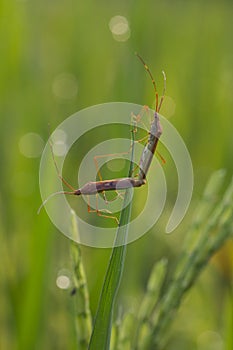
[38,54,166,223]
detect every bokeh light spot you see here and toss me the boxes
[52,129,67,143]
[109,16,131,42]
[197,331,223,350]
[56,273,71,290]
[52,73,78,100]
[51,129,68,156]
[52,141,67,157]
[19,132,44,158]
[160,96,176,118]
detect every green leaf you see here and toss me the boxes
[88,124,136,350]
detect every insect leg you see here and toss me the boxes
[158,70,167,112]
[49,140,76,191]
[93,151,132,203]
[135,53,159,112]
[87,194,119,224]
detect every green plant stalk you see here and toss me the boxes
[138,259,168,322]
[172,171,232,287]
[116,313,135,350]
[88,126,136,350]
[150,172,233,349]
[110,315,121,350]
[226,287,233,350]
[70,210,92,350]
[133,259,168,350]
[175,169,226,276]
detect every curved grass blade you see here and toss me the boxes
[88,125,136,350]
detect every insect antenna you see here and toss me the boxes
[37,190,76,214]
[158,70,166,112]
[135,52,166,113]
[38,138,77,214]
[49,140,76,191]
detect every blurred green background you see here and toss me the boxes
[1,0,233,349]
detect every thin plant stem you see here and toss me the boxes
[70,210,92,349]
[149,172,233,349]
